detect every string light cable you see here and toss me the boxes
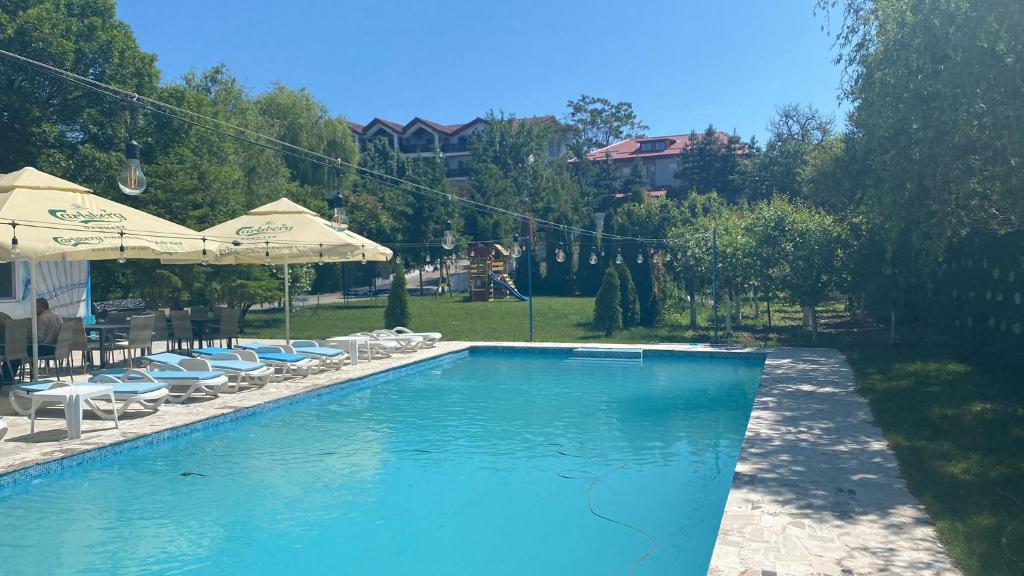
[0,48,703,251]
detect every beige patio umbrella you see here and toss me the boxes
[0,167,208,378]
[164,198,392,343]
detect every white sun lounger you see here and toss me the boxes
[90,367,230,403]
[144,352,275,388]
[10,379,168,422]
[390,327,442,345]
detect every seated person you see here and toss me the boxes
[34,298,62,356]
[4,299,62,382]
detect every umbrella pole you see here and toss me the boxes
[29,260,39,381]
[284,259,290,345]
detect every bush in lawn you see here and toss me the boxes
[615,263,641,328]
[593,266,623,335]
[384,261,410,328]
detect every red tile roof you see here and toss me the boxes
[586,132,736,162]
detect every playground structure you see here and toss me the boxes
[468,243,527,302]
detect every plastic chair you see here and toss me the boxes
[39,322,76,380]
[111,315,154,367]
[170,310,194,351]
[0,318,30,383]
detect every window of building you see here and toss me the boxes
[0,262,17,300]
[639,140,668,153]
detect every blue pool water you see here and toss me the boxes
[0,349,763,575]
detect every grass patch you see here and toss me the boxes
[243,294,815,345]
[836,334,1024,576]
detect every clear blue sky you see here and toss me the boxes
[117,0,845,143]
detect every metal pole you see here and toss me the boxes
[712,227,719,345]
[284,259,290,345]
[526,236,534,342]
[29,260,39,381]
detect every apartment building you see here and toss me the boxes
[347,116,568,186]
[584,131,737,193]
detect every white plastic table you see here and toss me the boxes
[29,384,118,439]
[325,336,370,366]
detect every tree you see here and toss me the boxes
[564,95,649,153]
[673,125,746,202]
[615,263,641,328]
[782,202,845,343]
[593,267,622,335]
[384,261,410,328]
[624,162,647,204]
[639,258,662,327]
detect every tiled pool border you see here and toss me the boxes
[0,345,765,493]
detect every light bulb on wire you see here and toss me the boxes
[200,237,209,266]
[442,220,455,251]
[117,231,127,263]
[9,222,20,259]
[555,242,566,263]
[511,235,522,259]
[117,96,146,196]
[361,247,367,265]
[264,242,272,266]
[636,252,644,264]
[318,243,324,266]
[615,248,623,265]
[588,250,598,265]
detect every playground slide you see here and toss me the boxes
[488,272,529,301]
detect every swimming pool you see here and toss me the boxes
[0,348,764,575]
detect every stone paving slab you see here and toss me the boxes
[0,342,958,575]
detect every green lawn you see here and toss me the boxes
[243,294,811,345]
[245,295,1023,575]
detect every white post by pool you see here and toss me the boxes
[284,258,290,345]
[29,259,39,381]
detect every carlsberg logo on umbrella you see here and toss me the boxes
[52,236,105,247]
[48,208,127,225]
[236,224,294,237]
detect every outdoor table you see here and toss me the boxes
[29,384,118,439]
[86,324,129,368]
[325,336,370,367]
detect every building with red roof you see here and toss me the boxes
[348,115,567,187]
[585,131,743,192]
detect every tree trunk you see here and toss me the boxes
[688,286,698,329]
[802,306,811,328]
[419,268,424,297]
[890,308,896,344]
[859,291,866,322]
[725,292,732,335]
[753,287,760,318]
[765,296,773,347]
[736,289,743,325]
[811,305,818,345]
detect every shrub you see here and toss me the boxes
[615,263,641,328]
[384,261,410,328]
[594,266,623,335]
[639,260,662,327]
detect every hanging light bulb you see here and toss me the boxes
[318,243,324,266]
[676,250,683,260]
[442,220,455,250]
[653,252,661,264]
[425,252,432,263]
[361,246,367,265]
[664,251,672,262]
[555,242,566,263]
[615,248,623,265]
[395,253,402,264]
[117,231,127,264]
[511,234,522,259]
[9,222,20,259]
[636,252,644,264]
[200,237,209,266]
[588,250,598,265]
[264,241,272,266]
[117,95,147,196]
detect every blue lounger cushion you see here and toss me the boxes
[295,346,344,357]
[191,347,233,356]
[208,360,266,372]
[255,351,308,363]
[13,381,62,394]
[143,352,191,366]
[109,382,167,395]
[91,369,225,381]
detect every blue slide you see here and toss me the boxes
[489,272,528,301]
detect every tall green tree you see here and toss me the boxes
[564,94,649,153]
[593,266,623,335]
[615,262,641,328]
[673,125,746,203]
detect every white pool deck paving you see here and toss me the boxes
[0,341,958,576]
